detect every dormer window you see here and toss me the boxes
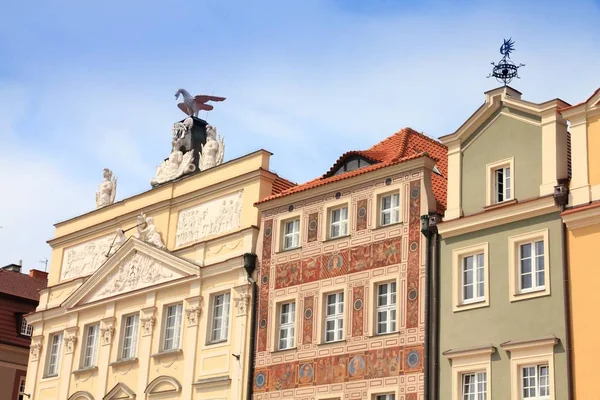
[333,156,373,176]
[486,158,514,206]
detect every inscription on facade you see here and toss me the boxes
[175,191,243,247]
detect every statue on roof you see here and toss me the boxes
[150,136,196,186]
[174,88,226,117]
[199,125,225,171]
[172,117,194,141]
[96,168,117,208]
[135,213,166,249]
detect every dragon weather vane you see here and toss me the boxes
[487,38,525,86]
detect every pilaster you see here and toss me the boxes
[539,110,568,196]
[232,283,251,399]
[569,116,591,206]
[182,280,202,400]
[25,333,44,399]
[60,313,79,400]
[138,292,157,396]
[445,141,462,220]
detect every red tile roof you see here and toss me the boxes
[271,175,297,195]
[0,269,47,301]
[559,87,600,112]
[258,128,448,212]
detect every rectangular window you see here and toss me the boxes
[20,316,33,336]
[519,240,545,292]
[45,333,62,376]
[494,166,511,203]
[120,314,139,360]
[376,282,397,334]
[324,292,344,343]
[380,193,400,226]
[462,253,485,303]
[278,302,295,350]
[283,219,300,250]
[522,364,550,399]
[81,324,99,368]
[162,304,183,351]
[375,395,395,400]
[210,293,231,343]
[17,376,26,400]
[462,371,487,399]
[330,206,348,238]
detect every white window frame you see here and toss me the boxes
[508,229,550,302]
[380,192,400,226]
[282,218,301,250]
[80,323,99,369]
[521,363,550,399]
[443,345,494,400]
[20,316,33,336]
[162,303,183,351]
[120,314,140,360]
[461,253,485,304]
[461,371,487,399]
[486,157,514,206]
[329,206,349,239]
[45,332,63,377]
[324,292,344,343]
[452,243,489,312]
[17,376,26,400]
[375,394,395,400]
[376,282,397,335]
[278,301,295,350]
[518,240,546,293]
[494,166,512,203]
[210,292,231,343]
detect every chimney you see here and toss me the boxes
[29,269,48,281]
[2,263,22,273]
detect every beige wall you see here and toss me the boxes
[587,114,600,186]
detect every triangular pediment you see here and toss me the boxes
[104,382,136,399]
[63,238,199,309]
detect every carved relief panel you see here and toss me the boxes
[61,234,115,281]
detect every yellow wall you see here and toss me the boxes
[587,114,600,186]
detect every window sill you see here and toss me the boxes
[276,246,301,254]
[369,331,399,338]
[41,374,60,382]
[318,339,346,347]
[72,366,98,375]
[151,349,183,359]
[193,375,232,387]
[372,222,403,231]
[511,287,550,302]
[484,198,518,211]
[109,358,139,367]
[271,346,297,354]
[454,299,489,313]
[206,339,229,347]
[323,234,351,243]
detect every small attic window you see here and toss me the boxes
[333,156,373,176]
[433,165,442,176]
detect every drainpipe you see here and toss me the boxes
[554,181,573,399]
[243,253,258,400]
[421,213,441,400]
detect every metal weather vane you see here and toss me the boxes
[487,38,525,85]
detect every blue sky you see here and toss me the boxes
[1,0,599,270]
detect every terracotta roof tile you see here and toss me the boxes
[559,87,600,112]
[0,270,47,301]
[258,128,448,212]
[271,175,297,195]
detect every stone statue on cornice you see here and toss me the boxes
[96,168,117,208]
[150,136,196,186]
[135,213,166,249]
[199,125,225,171]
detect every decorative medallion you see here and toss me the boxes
[358,207,367,218]
[304,308,313,319]
[353,299,363,310]
[335,192,341,199]
[255,372,266,389]
[408,288,418,302]
[288,205,294,212]
[409,241,418,252]
[264,226,272,237]
[348,355,365,377]
[261,275,269,285]
[327,254,344,271]
[309,220,317,231]
[411,187,420,199]
[259,319,267,329]
[407,351,420,368]
[385,177,392,186]
[298,363,314,384]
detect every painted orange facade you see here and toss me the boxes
[560,87,600,399]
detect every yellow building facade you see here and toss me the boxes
[560,87,600,399]
[24,149,292,400]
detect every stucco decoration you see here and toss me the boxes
[96,168,117,208]
[234,286,251,316]
[141,316,156,336]
[150,135,196,186]
[185,305,201,326]
[61,234,115,280]
[88,252,182,303]
[101,325,115,345]
[199,125,225,171]
[64,335,77,354]
[30,342,42,361]
[172,117,194,141]
[135,214,166,249]
[175,190,243,247]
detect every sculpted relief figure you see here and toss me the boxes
[172,117,194,140]
[199,125,225,171]
[151,136,196,186]
[96,168,117,208]
[135,213,166,249]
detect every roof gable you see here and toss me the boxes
[63,238,199,309]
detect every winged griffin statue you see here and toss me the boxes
[174,89,226,117]
[96,168,117,208]
[199,125,225,171]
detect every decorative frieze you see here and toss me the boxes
[61,234,114,280]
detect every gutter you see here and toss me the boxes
[243,254,258,400]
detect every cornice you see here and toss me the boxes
[442,344,496,360]
[500,335,558,352]
[562,204,600,230]
[256,157,434,211]
[438,196,557,238]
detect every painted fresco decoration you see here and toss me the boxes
[406,180,421,329]
[356,198,368,230]
[175,191,243,247]
[307,212,319,242]
[298,363,314,385]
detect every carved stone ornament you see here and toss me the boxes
[30,342,43,362]
[175,191,243,247]
[172,117,194,140]
[64,335,77,354]
[234,286,251,316]
[151,132,196,186]
[185,305,201,326]
[199,125,225,171]
[141,316,156,336]
[96,168,117,208]
[89,251,180,303]
[101,326,116,345]
[135,213,166,249]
